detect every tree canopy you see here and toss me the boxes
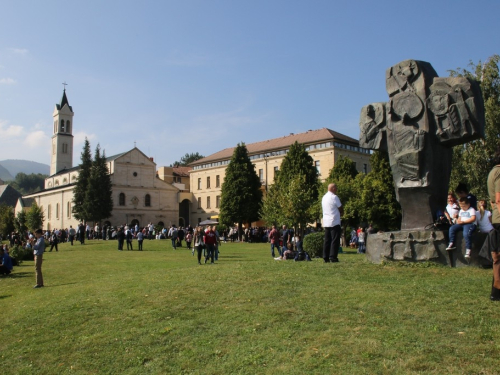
[261,141,319,234]
[170,152,205,167]
[9,173,47,195]
[26,201,44,231]
[0,204,15,237]
[449,55,500,199]
[219,143,262,236]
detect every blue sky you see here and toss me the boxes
[1,0,499,168]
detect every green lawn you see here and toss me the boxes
[1,239,499,374]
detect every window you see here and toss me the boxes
[363,164,368,174]
[119,193,125,206]
[198,178,201,190]
[56,203,60,219]
[198,218,201,224]
[60,119,65,132]
[259,169,264,182]
[207,177,211,188]
[207,196,211,209]
[66,120,70,133]
[174,176,181,183]
[62,143,68,154]
[216,195,221,208]
[48,205,51,219]
[67,202,71,218]
[315,160,320,174]
[197,197,202,209]
[216,175,220,188]
[145,194,151,207]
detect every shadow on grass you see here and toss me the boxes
[46,282,78,287]
[0,294,13,299]
[7,272,31,279]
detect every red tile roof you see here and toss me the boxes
[191,128,359,165]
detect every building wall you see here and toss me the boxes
[188,143,372,227]
[20,149,179,230]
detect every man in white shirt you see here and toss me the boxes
[322,183,343,263]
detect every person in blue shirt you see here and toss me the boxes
[0,246,13,275]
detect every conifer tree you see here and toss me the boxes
[219,143,263,238]
[86,145,113,224]
[73,138,92,221]
[360,151,401,231]
[15,210,27,234]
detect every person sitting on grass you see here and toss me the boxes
[446,196,477,259]
[294,235,312,261]
[0,246,13,275]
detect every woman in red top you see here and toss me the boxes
[269,225,281,258]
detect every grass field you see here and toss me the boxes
[1,239,499,374]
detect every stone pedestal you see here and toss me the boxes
[366,230,491,268]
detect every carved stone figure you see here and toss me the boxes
[360,60,485,230]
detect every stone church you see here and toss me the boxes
[15,91,180,230]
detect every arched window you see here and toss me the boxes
[119,193,125,206]
[67,201,71,218]
[48,205,51,219]
[66,120,71,133]
[60,119,64,132]
[56,203,60,219]
[145,194,151,207]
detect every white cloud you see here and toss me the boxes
[0,78,16,85]
[74,131,97,147]
[0,120,24,137]
[9,48,28,55]
[24,130,50,148]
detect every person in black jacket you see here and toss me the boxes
[126,229,133,250]
[116,228,125,251]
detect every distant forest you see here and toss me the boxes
[8,173,47,195]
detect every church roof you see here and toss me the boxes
[56,89,73,111]
[0,184,23,207]
[50,150,129,177]
[191,127,360,165]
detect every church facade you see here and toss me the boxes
[16,91,180,230]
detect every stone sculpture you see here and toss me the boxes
[360,60,485,230]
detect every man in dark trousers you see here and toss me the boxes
[322,183,343,263]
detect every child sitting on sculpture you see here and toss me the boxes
[446,196,477,259]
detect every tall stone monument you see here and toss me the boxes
[360,60,486,266]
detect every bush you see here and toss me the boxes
[9,245,31,265]
[303,232,324,258]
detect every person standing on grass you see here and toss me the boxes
[49,230,59,252]
[269,225,281,258]
[68,225,76,245]
[193,227,204,264]
[486,146,500,301]
[137,230,144,251]
[204,226,217,264]
[116,227,125,251]
[322,183,343,263]
[31,229,45,288]
[126,228,133,250]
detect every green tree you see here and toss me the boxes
[262,141,319,235]
[15,210,27,234]
[360,151,401,231]
[0,204,15,237]
[170,152,205,167]
[73,138,92,221]
[219,143,263,239]
[85,145,113,224]
[9,173,47,194]
[323,155,363,243]
[26,201,44,231]
[449,55,500,199]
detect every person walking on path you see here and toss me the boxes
[32,229,45,288]
[322,183,343,263]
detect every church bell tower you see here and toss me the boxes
[50,89,74,175]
